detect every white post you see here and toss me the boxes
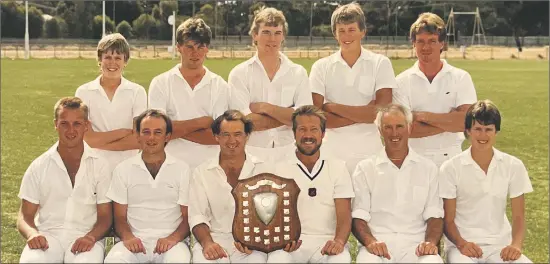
[102,1,106,37]
[172,11,176,59]
[24,1,29,59]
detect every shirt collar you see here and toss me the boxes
[46,141,98,169]
[375,147,422,166]
[206,151,264,170]
[248,52,291,76]
[130,151,178,171]
[88,75,131,90]
[460,146,504,165]
[331,47,372,65]
[170,64,213,83]
[412,59,452,78]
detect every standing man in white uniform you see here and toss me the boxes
[352,104,444,263]
[189,110,297,263]
[229,7,313,163]
[310,3,398,173]
[394,13,477,167]
[275,105,354,263]
[439,100,533,263]
[149,18,229,171]
[76,33,147,170]
[17,97,112,263]
[104,109,191,263]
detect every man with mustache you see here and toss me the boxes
[104,109,191,263]
[189,110,298,263]
[393,12,477,167]
[149,18,229,171]
[229,7,313,163]
[275,105,354,263]
[310,3,398,174]
[351,104,444,263]
[17,97,112,263]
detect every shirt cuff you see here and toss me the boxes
[18,194,39,205]
[352,208,371,222]
[438,190,456,199]
[106,192,127,205]
[423,207,444,221]
[189,215,212,231]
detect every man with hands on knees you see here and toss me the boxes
[104,109,192,263]
[439,100,533,263]
[17,97,112,263]
[189,110,297,263]
[352,103,444,263]
[275,105,354,263]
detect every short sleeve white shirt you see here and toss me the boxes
[148,65,229,167]
[75,76,147,169]
[106,153,190,241]
[188,153,273,233]
[229,52,313,148]
[18,142,112,240]
[438,147,533,245]
[309,48,398,155]
[394,60,477,151]
[352,148,443,239]
[274,152,355,236]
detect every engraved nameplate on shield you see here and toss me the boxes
[232,173,301,253]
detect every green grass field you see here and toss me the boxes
[1,58,548,263]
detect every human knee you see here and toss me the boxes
[162,243,191,263]
[267,249,292,263]
[20,248,63,263]
[446,247,476,263]
[418,254,444,263]
[326,249,351,263]
[355,247,384,264]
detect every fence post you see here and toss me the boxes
[490,46,493,60]
[16,46,19,59]
[54,45,57,59]
[546,46,548,60]
[78,44,82,59]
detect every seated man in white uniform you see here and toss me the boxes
[76,33,147,171]
[310,3,398,173]
[149,18,229,171]
[351,103,444,263]
[104,109,191,263]
[439,100,533,263]
[275,105,354,263]
[17,97,112,263]
[229,7,313,163]
[189,110,297,263]
[393,12,477,167]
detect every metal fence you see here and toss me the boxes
[1,36,549,60]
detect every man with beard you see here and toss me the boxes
[149,18,229,171]
[351,104,444,263]
[393,13,477,167]
[189,110,298,263]
[104,109,191,263]
[17,97,112,263]
[309,3,398,174]
[275,105,354,263]
[229,7,313,163]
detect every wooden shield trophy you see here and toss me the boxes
[232,173,301,253]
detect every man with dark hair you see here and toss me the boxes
[189,109,297,263]
[439,100,533,263]
[17,97,112,263]
[149,17,229,171]
[275,105,355,263]
[394,12,477,167]
[104,109,192,263]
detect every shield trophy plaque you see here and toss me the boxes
[231,173,301,253]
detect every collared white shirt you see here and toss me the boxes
[394,60,477,151]
[18,142,112,241]
[188,153,273,233]
[275,151,355,236]
[75,75,147,169]
[439,147,533,246]
[352,148,443,239]
[309,48,398,155]
[229,52,313,148]
[148,65,229,168]
[106,152,190,241]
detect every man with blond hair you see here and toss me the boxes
[352,103,444,263]
[393,12,477,167]
[76,33,147,170]
[229,7,313,163]
[310,3,398,174]
[149,18,229,171]
[17,97,113,263]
